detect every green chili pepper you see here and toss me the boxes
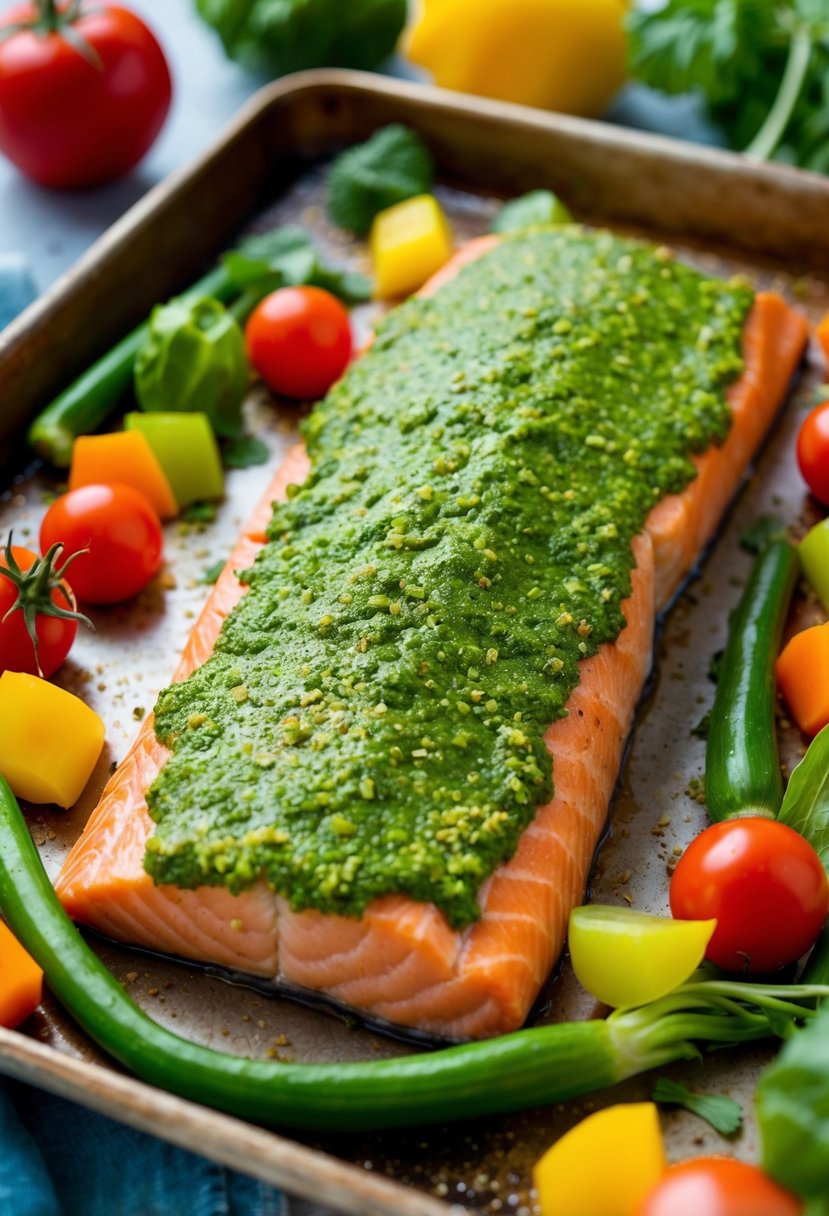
[1,776,827,1131]
[705,538,800,822]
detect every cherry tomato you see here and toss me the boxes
[0,544,80,677]
[245,286,353,400]
[670,818,829,973]
[0,3,172,189]
[637,1157,803,1216]
[797,399,829,506]
[40,484,163,605]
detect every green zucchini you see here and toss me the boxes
[705,539,800,822]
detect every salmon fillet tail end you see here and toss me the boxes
[56,263,808,1040]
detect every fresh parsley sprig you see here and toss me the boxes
[628,0,829,172]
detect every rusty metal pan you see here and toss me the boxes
[1,71,829,1216]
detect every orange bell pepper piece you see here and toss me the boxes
[776,622,829,737]
[69,431,178,519]
[0,919,42,1028]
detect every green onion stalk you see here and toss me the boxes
[1,776,827,1132]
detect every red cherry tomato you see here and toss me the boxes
[245,286,353,400]
[0,544,79,677]
[0,3,172,189]
[637,1157,803,1216]
[670,818,829,973]
[40,484,163,605]
[797,399,829,505]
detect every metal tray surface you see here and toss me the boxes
[1,72,828,1216]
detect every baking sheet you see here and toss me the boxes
[1,72,829,1216]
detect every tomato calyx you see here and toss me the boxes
[0,2,103,70]
[0,534,93,676]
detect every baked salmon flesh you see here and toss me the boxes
[57,233,808,1040]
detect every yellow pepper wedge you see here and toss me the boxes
[533,1102,665,1216]
[0,671,105,808]
[370,194,453,299]
[406,0,628,118]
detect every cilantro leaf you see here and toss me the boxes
[652,1077,743,1134]
[327,125,434,235]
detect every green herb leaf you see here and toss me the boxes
[779,724,829,873]
[223,436,269,469]
[758,1001,829,1202]
[627,0,829,170]
[491,190,573,234]
[182,502,218,524]
[739,514,786,555]
[195,0,407,76]
[652,1077,743,1135]
[203,559,227,584]
[327,125,435,235]
[223,227,371,303]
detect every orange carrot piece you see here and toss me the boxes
[776,622,829,737]
[817,312,829,367]
[0,918,43,1028]
[69,431,178,519]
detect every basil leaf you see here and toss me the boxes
[223,228,370,303]
[758,1001,829,1201]
[653,1077,743,1134]
[491,190,573,234]
[778,724,829,873]
[328,125,434,235]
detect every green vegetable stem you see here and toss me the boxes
[27,228,370,467]
[1,776,828,1132]
[705,539,799,822]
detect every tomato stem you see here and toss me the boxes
[0,533,93,677]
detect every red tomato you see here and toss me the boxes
[670,818,829,973]
[40,484,163,605]
[637,1157,803,1216]
[797,400,829,505]
[0,3,172,189]
[245,286,353,400]
[0,544,80,677]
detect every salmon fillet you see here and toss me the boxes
[56,241,808,1039]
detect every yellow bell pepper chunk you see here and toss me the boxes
[533,1102,666,1216]
[0,671,105,808]
[568,904,716,1009]
[407,0,627,118]
[370,195,453,299]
